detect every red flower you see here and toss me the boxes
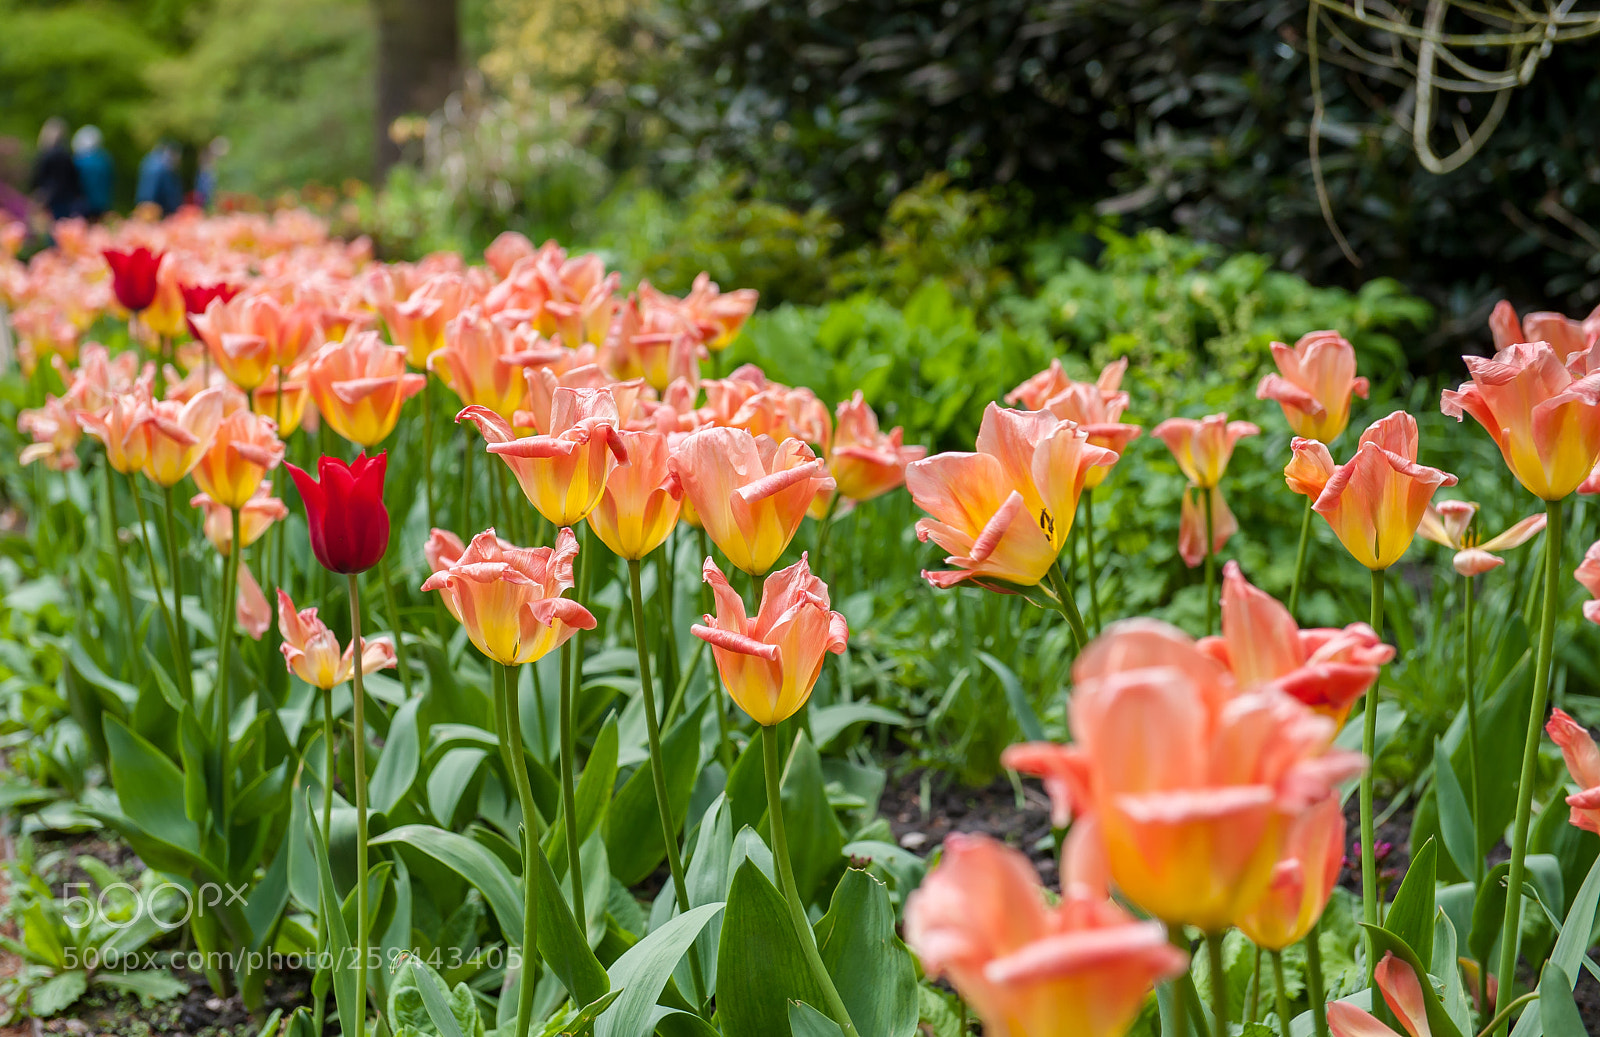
[286,452,391,574]
[103,248,165,313]
[179,282,241,340]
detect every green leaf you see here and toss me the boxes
[404,959,481,1037]
[1470,861,1511,970]
[370,825,521,937]
[102,715,199,854]
[808,703,908,751]
[813,870,918,1037]
[371,696,422,815]
[1549,850,1600,983]
[533,841,610,1007]
[27,969,88,1017]
[975,650,1043,742]
[426,747,487,827]
[1432,740,1476,883]
[1360,925,1465,1037]
[716,860,836,1037]
[93,968,189,1005]
[548,714,618,871]
[307,793,363,1037]
[1384,837,1436,969]
[605,700,703,886]
[592,902,724,1037]
[775,732,845,907]
[1538,963,1587,1037]
[788,1001,848,1037]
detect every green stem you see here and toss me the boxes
[628,558,707,1006]
[1361,567,1385,996]
[462,435,474,535]
[314,683,336,1037]
[1305,918,1330,1037]
[1207,932,1228,1037]
[1271,949,1291,1035]
[422,376,436,532]
[1203,486,1217,636]
[1046,562,1088,651]
[1247,944,1262,1024]
[1169,927,1199,1037]
[1495,499,1563,1034]
[377,553,412,697]
[762,725,859,1037]
[1083,487,1102,635]
[160,484,193,699]
[663,638,703,731]
[557,636,585,927]
[700,528,736,773]
[1289,495,1314,618]
[498,662,543,1037]
[812,491,841,582]
[128,475,180,692]
[102,458,139,678]
[346,573,371,1022]
[1476,992,1540,1037]
[1463,572,1484,884]
[216,509,241,740]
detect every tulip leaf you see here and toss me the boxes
[593,902,723,1037]
[1469,860,1511,970]
[788,1001,848,1037]
[716,860,836,1037]
[1509,851,1600,1037]
[102,715,200,854]
[1432,739,1477,883]
[1538,963,1587,1037]
[605,699,704,886]
[1360,924,1466,1037]
[548,714,618,872]
[976,650,1044,743]
[370,695,421,815]
[426,747,486,828]
[306,793,362,1037]
[813,869,918,1037]
[774,732,845,908]
[1384,837,1436,968]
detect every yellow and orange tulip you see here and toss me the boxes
[588,429,682,560]
[77,386,156,474]
[304,331,426,447]
[191,408,284,509]
[277,588,397,689]
[1006,358,1142,488]
[463,386,628,527]
[1256,330,1370,443]
[143,385,226,487]
[1152,413,1258,488]
[827,391,927,502]
[1416,499,1546,577]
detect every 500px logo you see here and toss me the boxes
[58,881,250,930]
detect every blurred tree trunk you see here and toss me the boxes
[372,0,460,175]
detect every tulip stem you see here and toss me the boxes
[1046,562,1088,651]
[1360,567,1384,998]
[1462,572,1484,884]
[762,724,860,1037]
[498,662,544,1037]
[1270,948,1290,1036]
[377,553,412,697]
[422,377,437,532]
[1246,945,1262,1024]
[216,509,241,738]
[313,683,336,1037]
[160,484,194,699]
[1305,918,1330,1037]
[1083,487,1102,635]
[628,558,708,1007]
[1207,932,1228,1037]
[128,474,182,693]
[1495,498,1563,1034]
[699,528,736,773]
[1476,992,1540,1037]
[1289,496,1313,618]
[557,637,586,928]
[812,491,841,584]
[346,573,371,1024]
[101,458,139,679]
[1203,485,1217,635]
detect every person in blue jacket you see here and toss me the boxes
[135,142,183,215]
[71,125,114,220]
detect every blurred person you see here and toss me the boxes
[71,125,113,220]
[28,118,83,220]
[193,137,227,209]
[135,141,183,216]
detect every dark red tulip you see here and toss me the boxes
[180,282,241,340]
[103,247,164,313]
[286,452,390,574]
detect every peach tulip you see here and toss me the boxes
[1441,339,1600,500]
[1546,708,1600,834]
[1177,485,1237,569]
[692,554,847,725]
[1152,413,1259,488]
[1255,330,1370,443]
[429,308,547,421]
[421,527,596,666]
[277,588,398,689]
[904,833,1187,1037]
[77,386,156,474]
[17,396,81,470]
[424,528,468,573]
[304,331,426,447]
[1006,358,1142,489]
[828,391,927,502]
[1489,299,1600,362]
[485,232,535,279]
[1197,561,1392,727]
[236,562,271,640]
[1005,620,1364,932]
[605,288,701,391]
[670,426,834,576]
[143,386,227,487]
[462,386,628,527]
[1285,411,1458,571]
[191,292,323,390]
[252,368,311,437]
[192,488,289,555]
[1326,954,1433,1037]
[515,351,642,434]
[683,272,759,351]
[589,429,682,560]
[191,409,284,509]
[1236,795,1345,949]
[1417,499,1547,577]
[57,342,153,422]
[384,272,472,368]
[1577,541,1600,625]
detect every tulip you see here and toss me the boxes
[1489,299,1600,362]
[1177,485,1237,569]
[730,385,833,454]
[683,272,759,351]
[424,527,469,573]
[430,308,545,421]
[671,426,834,576]
[104,247,163,313]
[903,833,1188,1037]
[285,452,391,574]
[692,554,846,726]
[606,288,701,391]
[1578,540,1600,625]
[179,282,240,341]
[1256,331,1370,443]
[1441,339,1600,501]
[1285,411,1458,571]
[142,260,190,340]
[191,292,322,390]
[826,391,928,502]
[304,331,426,447]
[191,409,284,510]
[276,588,398,689]
[1545,708,1600,834]
[422,527,596,666]
[485,232,534,279]
[143,386,226,487]
[1235,795,1345,950]
[1006,358,1142,489]
[78,386,156,473]
[192,489,289,555]
[1326,954,1432,1037]
[18,396,81,470]
[251,370,311,437]
[1417,499,1547,577]
[589,429,683,560]
[383,271,472,368]
[236,563,270,640]
[1152,413,1259,488]
[461,386,628,527]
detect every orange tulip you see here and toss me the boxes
[1546,708,1600,834]
[1196,561,1391,727]
[1577,540,1600,625]
[670,426,834,576]
[192,292,323,390]
[1177,485,1237,569]
[692,554,846,725]
[1326,954,1432,1037]
[429,308,546,421]
[1489,299,1600,362]
[1285,411,1458,570]
[191,408,284,509]
[907,404,1116,589]
[1006,358,1142,489]
[1255,330,1370,443]
[730,384,833,454]
[276,588,398,689]
[143,386,227,486]
[421,527,596,666]
[1235,795,1345,949]
[142,258,188,339]
[605,287,702,391]
[1441,339,1600,500]
[1152,413,1258,488]
[252,367,311,437]
[192,488,289,554]
[78,386,156,473]
[18,396,81,470]
[589,429,682,560]
[903,833,1187,1037]
[1417,499,1547,577]
[424,527,468,573]
[304,331,426,447]
[827,391,927,502]
[236,562,271,640]
[1005,620,1363,932]
[514,350,643,434]
[462,386,628,526]
[57,342,153,422]
[683,272,758,351]
[384,271,472,368]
